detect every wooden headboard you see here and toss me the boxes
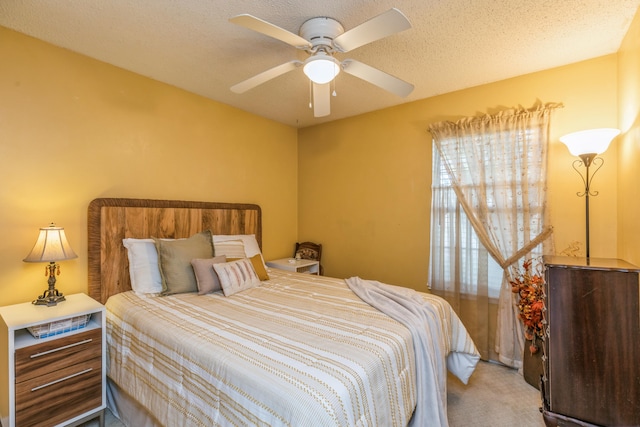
[87,198,262,304]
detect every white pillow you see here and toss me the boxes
[122,238,163,295]
[213,258,261,296]
[213,234,265,266]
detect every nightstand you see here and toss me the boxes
[0,293,106,427]
[266,258,320,275]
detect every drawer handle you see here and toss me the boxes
[31,368,93,392]
[30,338,93,358]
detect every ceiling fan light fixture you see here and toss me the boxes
[303,55,341,84]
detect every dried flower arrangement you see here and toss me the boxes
[510,258,545,354]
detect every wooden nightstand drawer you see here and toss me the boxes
[15,328,102,381]
[0,294,105,427]
[15,356,102,427]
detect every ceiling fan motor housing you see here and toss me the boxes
[299,17,344,52]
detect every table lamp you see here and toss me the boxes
[23,223,78,306]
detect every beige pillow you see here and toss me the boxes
[213,234,266,268]
[213,258,261,296]
[154,230,214,295]
[191,255,227,294]
[214,239,246,259]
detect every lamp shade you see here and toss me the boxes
[559,128,620,157]
[23,223,78,263]
[303,54,341,84]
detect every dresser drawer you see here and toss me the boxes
[15,356,102,427]
[15,328,102,381]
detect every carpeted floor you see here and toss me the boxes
[448,360,546,427]
[90,360,545,427]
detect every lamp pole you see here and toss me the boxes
[560,128,620,261]
[573,153,604,259]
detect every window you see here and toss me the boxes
[430,128,545,299]
[427,103,557,365]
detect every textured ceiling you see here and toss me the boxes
[1,0,639,128]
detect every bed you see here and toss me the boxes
[87,198,479,427]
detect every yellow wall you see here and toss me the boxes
[299,55,620,291]
[2,8,638,306]
[0,27,299,306]
[617,9,640,266]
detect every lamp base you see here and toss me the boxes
[33,288,65,306]
[33,262,66,306]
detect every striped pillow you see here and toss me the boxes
[213,258,261,296]
[214,239,246,259]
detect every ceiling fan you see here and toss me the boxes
[229,8,414,118]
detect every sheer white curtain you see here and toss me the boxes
[428,104,559,367]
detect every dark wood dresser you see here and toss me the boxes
[542,256,640,427]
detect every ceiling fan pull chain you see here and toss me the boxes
[332,66,337,97]
[309,80,313,109]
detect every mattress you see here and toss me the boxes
[106,269,475,426]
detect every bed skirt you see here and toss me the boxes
[107,378,161,427]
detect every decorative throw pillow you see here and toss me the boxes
[154,230,214,295]
[191,255,227,294]
[228,254,270,281]
[122,238,163,295]
[248,253,270,281]
[295,247,319,260]
[213,258,261,296]
[213,239,247,259]
[213,234,265,267]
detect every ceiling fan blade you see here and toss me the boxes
[231,60,302,94]
[342,59,414,97]
[230,14,312,49]
[313,83,331,117]
[332,8,411,53]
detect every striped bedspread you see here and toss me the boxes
[106,270,477,426]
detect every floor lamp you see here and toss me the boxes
[559,128,620,259]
